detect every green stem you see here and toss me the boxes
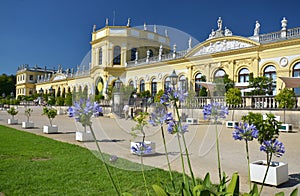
[215,122,222,183]
[141,154,150,196]
[245,140,251,191]
[176,132,188,187]
[259,152,273,195]
[174,101,196,186]
[160,125,176,191]
[89,125,120,196]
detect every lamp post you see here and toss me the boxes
[115,77,122,92]
[169,69,178,88]
[39,88,44,106]
[10,92,14,106]
[132,92,137,118]
[113,77,122,117]
[49,86,54,95]
[48,86,54,106]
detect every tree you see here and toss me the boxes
[0,74,16,98]
[225,88,242,120]
[154,90,164,103]
[248,74,273,95]
[65,92,73,106]
[275,88,296,123]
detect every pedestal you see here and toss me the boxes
[250,160,288,186]
[43,125,58,133]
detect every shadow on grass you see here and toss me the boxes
[277,173,300,188]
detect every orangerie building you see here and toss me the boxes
[16,17,300,100]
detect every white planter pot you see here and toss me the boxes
[76,131,94,142]
[8,119,18,125]
[130,141,156,155]
[186,118,198,124]
[279,124,292,132]
[226,121,239,128]
[22,121,34,129]
[250,160,288,186]
[43,125,58,133]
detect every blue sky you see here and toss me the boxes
[1,0,300,75]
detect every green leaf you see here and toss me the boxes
[122,193,133,196]
[227,172,239,196]
[250,183,259,195]
[192,185,203,195]
[203,173,212,188]
[199,190,210,196]
[290,188,298,196]
[275,192,284,196]
[152,184,168,196]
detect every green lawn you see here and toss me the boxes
[0,125,183,195]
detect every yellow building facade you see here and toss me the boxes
[16,17,300,98]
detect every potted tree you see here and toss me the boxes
[42,107,58,133]
[22,108,34,128]
[7,107,18,125]
[225,87,242,127]
[130,111,155,155]
[275,88,295,131]
[243,112,288,187]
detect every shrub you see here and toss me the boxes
[42,107,57,126]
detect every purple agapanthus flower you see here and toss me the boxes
[160,87,188,105]
[233,122,258,141]
[203,102,228,121]
[173,88,188,102]
[260,139,285,157]
[148,104,168,126]
[131,142,152,155]
[68,98,103,127]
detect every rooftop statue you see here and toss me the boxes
[217,17,222,31]
[253,20,260,36]
[127,18,131,27]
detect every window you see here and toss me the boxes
[214,69,226,79]
[238,68,250,83]
[151,78,157,97]
[131,48,137,61]
[139,79,145,93]
[195,73,202,95]
[129,80,134,88]
[263,65,277,95]
[149,49,154,57]
[113,46,121,65]
[164,77,171,91]
[29,75,34,81]
[178,75,187,91]
[98,48,102,65]
[293,62,300,95]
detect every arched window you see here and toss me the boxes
[131,48,137,61]
[178,75,187,91]
[151,78,157,97]
[214,69,226,79]
[238,68,250,83]
[293,62,300,95]
[113,46,121,65]
[139,79,145,93]
[98,48,102,65]
[129,80,134,88]
[263,65,276,95]
[164,77,171,91]
[195,73,202,95]
[149,49,154,57]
